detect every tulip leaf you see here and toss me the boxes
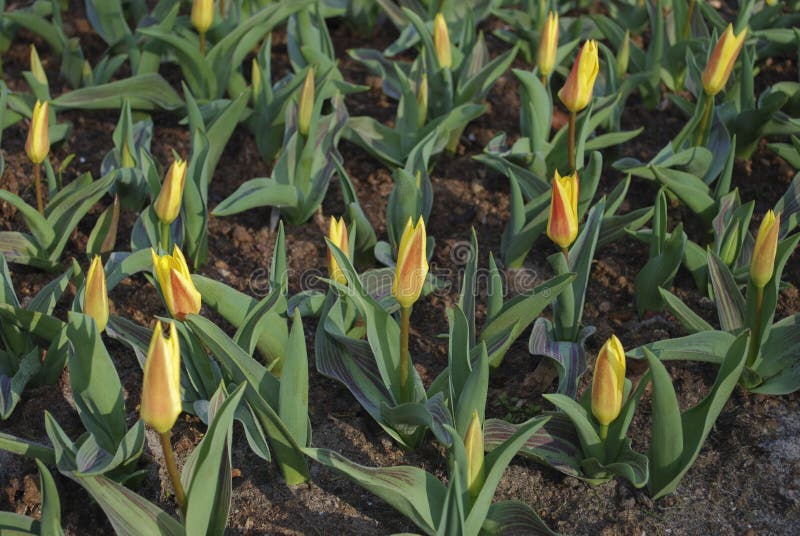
[278,313,309,448]
[211,178,299,217]
[0,189,54,247]
[707,251,746,332]
[52,73,183,111]
[657,288,714,334]
[628,331,735,364]
[528,318,594,398]
[0,431,55,466]
[481,500,559,536]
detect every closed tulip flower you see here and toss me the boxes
[327,216,349,285]
[749,210,780,289]
[151,246,202,320]
[191,0,214,34]
[591,335,626,431]
[465,410,485,499]
[141,321,182,434]
[154,158,188,225]
[416,74,429,128]
[558,40,599,113]
[537,11,559,77]
[547,170,580,250]
[393,217,428,309]
[702,24,747,97]
[84,256,109,332]
[25,100,50,165]
[298,68,315,137]
[433,13,452,69]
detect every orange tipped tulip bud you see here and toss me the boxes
[537,11,559,77]
[151,246,202,320]
[433,13,452,69]
[298,68,315,137]
[140,321,182,434]
[84,256,109,332]
[30,45,47,85]
[393,217,428,309]
[547,170,580,250]
[558,40,599,113]
[749,210,780,289]
[153,158,188,225]
[465,410,485,498]
[702,24,747,97]
[25,100,50,165]
[327,216,349,285]
[417,74,429,129]
[191,0,214,34]
[591,335,626,427]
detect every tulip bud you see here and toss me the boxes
[464,410,485,499]
[30,45,47,85]
[546,170,580,250]
[433,13,452,69]
[616,30,631,79]
[537,11,559,77]
[84,256,109,332]
[702,24,747,97]
[153,158,188,225]
[749,210,780,289]
[251,58,262,100]
[140,321,182,434]
[416,74,429,129]
[191,0,214,34]
[558,40,599,113]
[765,0,777,5]
[25,100,50,165]
[151,246,202,320]
[327,216,349,285]
[393,217,428,309]
[297,68,315,137]
[591,335,626,427]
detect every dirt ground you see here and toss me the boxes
[1,3,799,535]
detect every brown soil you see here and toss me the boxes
[1,3,799,536]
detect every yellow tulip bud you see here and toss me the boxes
[464,410,485,499]
[546,170,580,250]
[297,68,315,137]
[749,210,780,289]
[84,256,109,332]
[591,335,626,427]
[558,40,599,113]
[327,216,349,285]
[30,45,47,85]
[393,217,428,309]
[433,13,452,69]
[191,0,214,34]
[140,321,182,434]
[25,100,50,165]
[617,30,631,78]
[765,0,777,5]
[416,74,429,129]
[702,24,747,97]
[537,11,559,77]
[153,158,188,225]
[251,58,262,99]
[151,245,202,320]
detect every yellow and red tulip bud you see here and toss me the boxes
[416,74,429,129]
[30,45,47,85]
[84,256,109,332]
[465,410,485,498]
[617,30,631,78]
[433,13,452,69]
[537,11,559,77]
[327,216,349,285]
[591,335,626,427]
[749,210,780,289]
[392,217,428,309]
[151,245,202,320]
[25,100,50,165]
[298,68,315,137]
[702,24,747,97]
[140,321,182,434]
[546,170,580,250]
[558,40,599,113]
[191,0,214,34]
[153,158,188,225]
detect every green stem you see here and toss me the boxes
[540,73,547,87]
[34,164,44,214]
[746,287,764,368]
[219,0,225,15]
[568,111,576,172]
[599,424,608,441]
[400,306,411,397]
[561,247,569,267]
[159,431,186,517]
[682,0,696,39]
[695,97,713,146]
[161,221,171,253]
[200,32,206,56]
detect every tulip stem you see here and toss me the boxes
[599,424,608,441]
[695,97,713,146]
[200,32,206,56]
[34,164,44,214]
[219,0,225,15]
[540,74,547,87]
[399,306,411,396]
[683,0,696,39]
[568,111,576,172]
[161,221,170,252]
[159,431,186,517]
[561,247,570,267]
[746,287,764,368]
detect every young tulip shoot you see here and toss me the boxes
[154,157,188,250]
[433,13,452,69]
[591,335,626,437]
[298,68,315,138]
[26,100,50,214]
[465,410,485,500]
[750,210,780,289]
[702,24,747,97]
[547,170,580,252]
[84,256,109,332]
[327,216,349,285]
[537,11,559,79]
[191,0,214,55]
[151,246,202,320]
[30,45,47,85]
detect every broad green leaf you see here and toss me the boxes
[212,178,298,216]
[52,74,183,110]
[278,312,309,447]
